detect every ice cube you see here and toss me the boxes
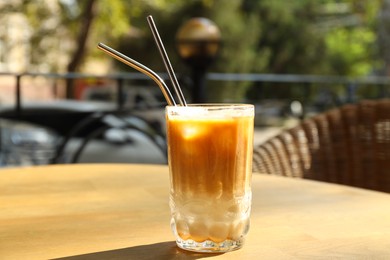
[208,222,229,243]
[189,217,208,242]
[175,216,190,240]
[228,218,249,240]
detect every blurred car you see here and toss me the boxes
[0,119,59,166]
[0,84,169,167]
[82,84,167,132]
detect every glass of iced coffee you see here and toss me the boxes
[166,104,254,253]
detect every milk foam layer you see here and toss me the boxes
[168,104,254,119]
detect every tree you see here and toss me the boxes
[0,0,383,102]
[0,0,131,72]
[377,0,390,75]
[319,0,381,76]
[60,0,132,97]
[66,0,97,74]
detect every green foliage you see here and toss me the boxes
[264,5,321,73]
[325,27,376,76]
[61,0,131,62]
[205,0,263,101]
[0,0,384,101]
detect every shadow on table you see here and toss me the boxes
[53,241,223,260]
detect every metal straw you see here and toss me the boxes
[147,15,187,106]
[97,43,176,106]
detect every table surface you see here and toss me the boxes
[1,164,390,259]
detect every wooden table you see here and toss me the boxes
[1,164,390,259]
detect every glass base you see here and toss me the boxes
[175,236,245,253]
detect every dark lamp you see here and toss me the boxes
[175,18,221,103]
[176,18,221,69]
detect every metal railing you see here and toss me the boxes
[0,71,159,114]
[0,71,389,114]
[208,73,390,103]
[0,71,388,167]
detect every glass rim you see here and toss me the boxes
[166,103,254,108]
[166,103,254,117]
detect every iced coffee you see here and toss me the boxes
[166,104,254,252]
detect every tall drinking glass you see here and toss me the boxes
[166,104,254,252]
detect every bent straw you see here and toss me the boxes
[97,43,176,106]
[147,15,187,106]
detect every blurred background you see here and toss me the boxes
[0,0,389,167]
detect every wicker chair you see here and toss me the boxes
[253,99,390,193]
